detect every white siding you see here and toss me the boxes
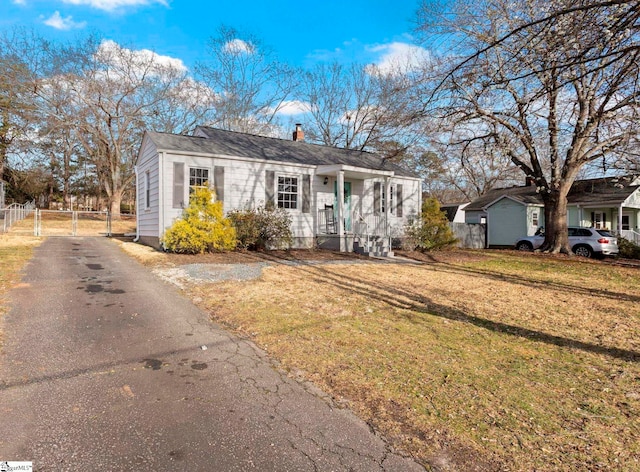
[160,153,316,241]
[136,139,160,238]
[137,138,423,248]
[526,206,544,235]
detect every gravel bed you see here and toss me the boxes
[153,257,417,288]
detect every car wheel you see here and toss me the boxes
[516,241,533,251]
[573,245,593,258]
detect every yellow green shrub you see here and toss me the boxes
[162,187,236,254]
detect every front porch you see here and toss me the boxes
[316,208,393,257]
[310,163,410,257]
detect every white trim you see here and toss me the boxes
[316,164,395,180]
[276,173,300,211]
[158,151,165,241]
[482,194,543,211]
[158,149,316,170]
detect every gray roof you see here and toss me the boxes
[465,185,544,211]
[143,126,418,179]
[466,175,640,211]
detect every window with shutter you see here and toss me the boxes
[173,163,184,208]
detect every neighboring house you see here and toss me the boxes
[465,175,640,247]
[135,125,422,255]
[441,202,469,223]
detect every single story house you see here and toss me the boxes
[464,175,640,247]
[135,125,422,255]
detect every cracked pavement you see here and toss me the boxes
[0,238,425,471]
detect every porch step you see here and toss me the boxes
[354,240,393,258]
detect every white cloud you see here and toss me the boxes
[367,42,430,75]
[13,0,27,5]
[274,100,311,117]
[97,39,187,73]
[42,11,87,30]
[61,0,168,12]
[223,39,255,55]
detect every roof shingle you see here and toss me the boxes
[142,126,418,179]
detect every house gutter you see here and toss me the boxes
[158,151,165,246]
[133,165,140,242]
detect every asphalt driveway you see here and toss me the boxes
[0,237,424,471]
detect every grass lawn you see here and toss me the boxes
[0,235,41,342]
[121,244,640,470]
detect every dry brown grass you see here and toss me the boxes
[169,250,640,471]
[0,235,42,344]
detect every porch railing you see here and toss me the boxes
[1,201,36,233]
[352,212,390,253]
[317,208,337,234]
[619,229,640,245]
[316,209,389,237]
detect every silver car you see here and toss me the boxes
[515,227,619,258]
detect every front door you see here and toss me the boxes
[334,181,352,231]
[622,214,630,231]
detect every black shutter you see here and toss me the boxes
[214,166,224,202]
[173,163,184,208]
[265,170,275,207]
[591,212,595,226]
[374,182,381,215]
[396,184,403,217]
[302,174,311,213]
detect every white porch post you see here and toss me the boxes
[337,171,345,250]
[619,203,623,234]
[384,176,391,237]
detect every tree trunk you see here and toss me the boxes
[109,192,122,220]
[540,188,571,254]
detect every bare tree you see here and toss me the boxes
[0,29,48,181]
[47,39,214,217]
[296,61,419,157]
[418,0,640,253]
[195,25,296,136]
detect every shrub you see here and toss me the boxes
[404,197,457,251]
[618,237,640,259]
[162,187,236,254]
[228,205,293,250]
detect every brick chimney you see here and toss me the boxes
[293,123,304,142]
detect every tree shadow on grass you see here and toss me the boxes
[252,252,640,363]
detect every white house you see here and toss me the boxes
[135,125,422,255]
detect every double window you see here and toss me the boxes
[277,176,298,209]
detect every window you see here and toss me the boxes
[189,167,209,192]
[277,176,298,209]
[381,184,396,215]
[592,212,606,229]
[144,171,150,209]
[532,211,539,227]
[622,215,630,231]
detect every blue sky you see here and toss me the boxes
[2,0,426,71]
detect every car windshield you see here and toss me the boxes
[596,230,615,237]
